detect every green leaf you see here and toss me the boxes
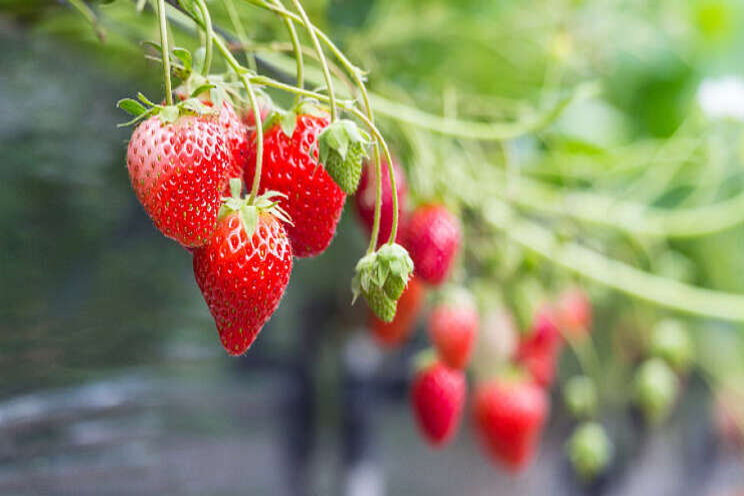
[117,98,147,117]
[279,110,297,138]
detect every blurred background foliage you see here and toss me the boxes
[1,0,744,418]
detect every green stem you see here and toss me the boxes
[496,172,744,239]
[193,0,213,76]
[221,0,257,71]
[485,200,744,323]
[244,0,397,249]
[288,0,336,120]
[156,0,173,105]
[211,35,264,202]
[271,0,304,97]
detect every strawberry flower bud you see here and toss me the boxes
[318,119,370,194]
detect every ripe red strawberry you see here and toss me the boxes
[217,99,250,183]
[517,304,563,388]
[193,185,293,355]
[244,111,346,257]
[174,90,248,185]
[354,157,408,247]
[428,290,479,369]
[410,355,466,447]
[473,376,549,472]
[370,276,425,348]
[556,287,593,339]
[405,205,461,285]
[126,113,230,247]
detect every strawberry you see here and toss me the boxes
[125,110,230,248]
[406,205,461,285]
[428,289,479,369]
[633,358,679,425]
[410,354,466,447]
[563,375,598,419]
[318,119,370,194]
[352,243,414,322]
[473,376,549,472]
[217,99,250,184]
[370,276,425,348]
[556,287,593,339]
[567,422,613,481]
[516,305,563,388]
[354,157,408,247]
[174,89,248,187]
[193,180,293,355]
[649,319,693,372]
[244,109,345,257]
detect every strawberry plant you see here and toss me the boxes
[16,0,744,486]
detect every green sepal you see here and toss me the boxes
[116,90,218,128]
[117,98,147,117]
[172,47,193,79]
[318,119,370,194]
[376,243,414,300]
[217,178,292,238]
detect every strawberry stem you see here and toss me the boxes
[271,0,304,101]
[194,0,214,76]
[156,0,173,106]
[289,0,336,121]
[221,0,256,71]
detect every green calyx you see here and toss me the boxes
[218,178,291,237]
[351,243,414,322]
[567,422,613,482]
[318,119,370,194]
[116,91,216,127]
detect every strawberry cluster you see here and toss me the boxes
[120,65,409,356]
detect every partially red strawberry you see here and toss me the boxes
[193,181,293,355]
[556,287,593,339]
[126,112,230,247]
[428,289,479,369]
[516,304,563,387]
[354,157,408,247]
[370,276,425,348]
[405,205,461,285]
[244,109,345,257]
[410,354,466,447]
[473,376,549,472]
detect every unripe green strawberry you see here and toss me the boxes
[650,319,693,372]
[563,376,598,420]
[318,119,369,194]
[567,422,613,482]
[634,358,679,425]
[352,243,414,322]
[366,285,397,323]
